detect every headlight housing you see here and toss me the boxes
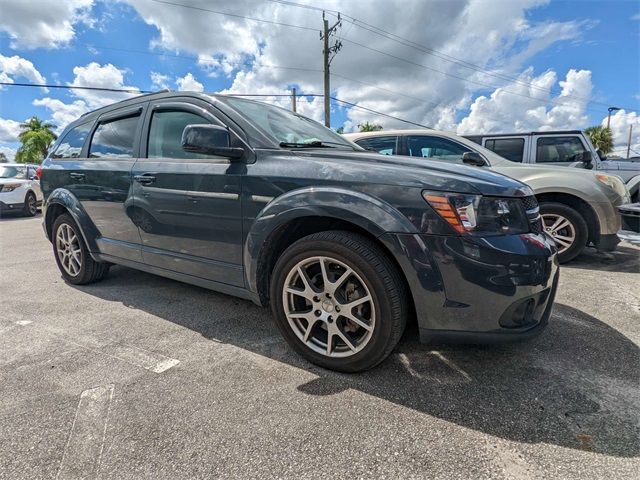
[423,191,530,235]
[1,183,21,192]
[595,174,629,199]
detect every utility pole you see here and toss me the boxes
[291,87,297,113]
[627,124,633,159]
[320,11,342,127]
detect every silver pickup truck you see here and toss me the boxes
[464,130,640,202]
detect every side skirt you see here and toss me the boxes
[97,253,263,306]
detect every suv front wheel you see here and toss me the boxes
[270,231,407,372]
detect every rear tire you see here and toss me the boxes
[270,231,408,372]
[52,213,110,285]
[22,192,37,217]
[539,202,588,264]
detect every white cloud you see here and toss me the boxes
[0,145,17,162]
[0,54,47,90]
[0,0,93,49]
[32,98,90,134]
[151,71,171,90]
[457,68,592,134]
[69,62,139,108]
[176,73,204,92]
[33,62,139,132]
[632,13,640,21]
[604,110,640,158]
[120,0,592,130]
[0,118,22,143]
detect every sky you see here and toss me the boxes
[0,0,639,160]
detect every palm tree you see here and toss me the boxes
[585,125,613,155]
[15,117,57,164]
[358,121,383,132]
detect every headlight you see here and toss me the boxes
[596,174,629,198]
[423,191,530,235]
[1,183,20,192]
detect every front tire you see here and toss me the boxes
[539,202,588,264]
[22,192,37,217]
[52,214,110,285]
[270,231,408,372]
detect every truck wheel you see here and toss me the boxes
[52,213,110,285]
[270,231,408,373]
[22,192,37,217]
[539,202,588,264]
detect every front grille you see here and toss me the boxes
[521,196,543,234]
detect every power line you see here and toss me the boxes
[268,0,636,113]
[331,97,431,129]
[0,82,151,94]
[149,0,317,32]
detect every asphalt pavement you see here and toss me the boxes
[1,214,638,479]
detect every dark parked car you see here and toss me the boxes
[40,92,558,372]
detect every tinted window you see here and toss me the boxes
[89,115,140,158]
[51,123,91,159]
[148,110,214,159]
[407,136,467,159]
[536,137,588,163]
[0,166,27,179]
[485,138,524,162]
[355,136,397,155]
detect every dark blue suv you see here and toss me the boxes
[40,92,558,372]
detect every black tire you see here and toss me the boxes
[52,213,110,285]
[270,231,408,373]
[22,191,37,217]
[539,202,588,264]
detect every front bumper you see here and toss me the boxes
[380,231,559,343]
[618,203,640,244]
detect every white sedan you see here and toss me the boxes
[0,163,43,216]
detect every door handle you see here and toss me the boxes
[133,174,156,185]
[69,172,85,179]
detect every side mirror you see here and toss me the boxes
[462,151,488,167]
[582,151,594,169]
[181,124,244,160]
[596,149,607,161]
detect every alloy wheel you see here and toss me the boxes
[542,213,576,254]
[56,223,82,276]
[282,256,375,358]
[27,195,37,215]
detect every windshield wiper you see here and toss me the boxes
[279,141,336,148]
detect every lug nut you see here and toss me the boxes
[315,310,321,317]
[327,316,333,323]
[335,306,340,312]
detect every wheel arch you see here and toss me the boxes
[44,189,101,258]
[535,192,599,245]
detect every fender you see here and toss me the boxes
[243,186,419,295]
[44,188,102,260]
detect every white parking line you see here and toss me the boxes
[15,320,32,326]
[102,344,180,373]
[56,385,114,480]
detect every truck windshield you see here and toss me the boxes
[0,166,26,179]
[223,97,358,150]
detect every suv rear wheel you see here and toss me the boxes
[52,214,110,284]
[270,231,407,372]
[539,202,588,264]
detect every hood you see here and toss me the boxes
[292,149,533,198]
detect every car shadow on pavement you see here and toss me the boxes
[566,245,639,274]
[74,266,640,458]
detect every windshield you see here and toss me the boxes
[223,97,358,150]
[0,166,27,179]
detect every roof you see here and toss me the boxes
[461,130,583,137]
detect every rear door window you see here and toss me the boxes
[51,123,91,159]
[354,136,397,155]
[536,137,588,163]
[406,136,467,160]
[89,115,141,158]
[484,138,524,162]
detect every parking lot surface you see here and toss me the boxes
[1,215,638,479]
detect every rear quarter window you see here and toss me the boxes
[51,123,92,159]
